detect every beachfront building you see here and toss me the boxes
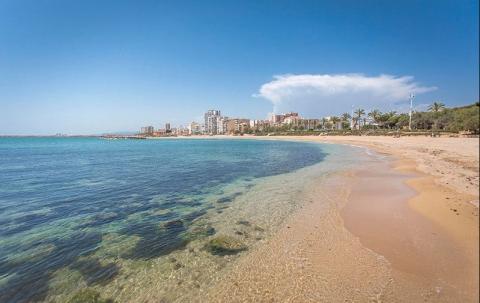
[165,123,171,132]
[140,126,154,135]
[318,117,343,130]
[283,112,300,119]
[283,114,302,125]
[250,119,272,132]
[270,114,285,124]
[283,118,320,130]
[174,125,189,136]
[204,110,221,135]
[226,118,250,134]
[300,119,321,130]
[188,122,202,135]
[269,112,300,126]
[217,116,229,135]
[152,129,167,136]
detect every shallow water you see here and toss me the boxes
[0,137,359,302]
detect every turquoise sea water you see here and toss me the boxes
[0,137,334,302]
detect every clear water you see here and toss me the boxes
[0,137,335,302]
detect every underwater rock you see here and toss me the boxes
[216,197,232,203]
[182,210,207,222]
[234,230,249,238]
[70,258,119,285]
[78,212,121,228]
[185,224,216,241]
[163,220,184,230]
[0,232,103,303]
[216,192,242,203]
[121,221,188,259]
[67,288,115,303]
[254,225,265,232]
[236,220,251,226]
[205,235,247,255]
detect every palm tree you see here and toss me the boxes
[340,113,352,129]
[341,112,351,121]
[331,116,341,130]
[353,108,365,129]
[428,101,445,112]
[368,109,381,122]
[321,117,328,129]
[385,111,398,129]
[368,109,382,128]
[428,101,446,130]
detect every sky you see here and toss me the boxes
[0,0,478,135]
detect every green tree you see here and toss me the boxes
[341,112,351,121]
[321,117,328,130]
[353,108,365,129]
[395,113,410,129]
[368,109,382,128]
[331,116,341,130]
[428,101,445,112]
[427,102,446,129]
[340,113,352,129]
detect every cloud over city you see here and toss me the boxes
[255,74,437,115]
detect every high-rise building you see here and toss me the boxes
[270,114,284,124]
[204,110,221,135]
[217,116,229,135]
[165,123,171,131]
[140,126,154,134]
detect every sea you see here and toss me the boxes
[0,137,362,302]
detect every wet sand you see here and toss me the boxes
[202,136,479,302]
[342,159,478,302]
[204,172,394,302]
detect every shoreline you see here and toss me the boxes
[342,157,478,301]
[202,135,479,301]
[4,136,477,301]
[282,136,479,301]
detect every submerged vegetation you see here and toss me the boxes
[205,235,248,255]
[67,289,115,303]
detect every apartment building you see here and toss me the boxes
[204,110,221,134]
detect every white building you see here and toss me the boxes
[188,122,202,135]
[217,116,229,135]
[140,126,154,134]
[204,110,221,135]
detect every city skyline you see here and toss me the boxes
[0,1,478,135]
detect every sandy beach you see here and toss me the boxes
[202,135,479,302]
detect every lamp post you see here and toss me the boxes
[408,93,415,130]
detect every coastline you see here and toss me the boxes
[201,135,479,301]
[3,136,478,301]
[50,140,350,303]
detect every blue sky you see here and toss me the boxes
[0,0,478,135]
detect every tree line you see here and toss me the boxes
[247,102,479,135]
[344,101,479,133]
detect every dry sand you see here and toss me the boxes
[201,135,479,302]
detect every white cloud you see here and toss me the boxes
[255,74,436,115]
